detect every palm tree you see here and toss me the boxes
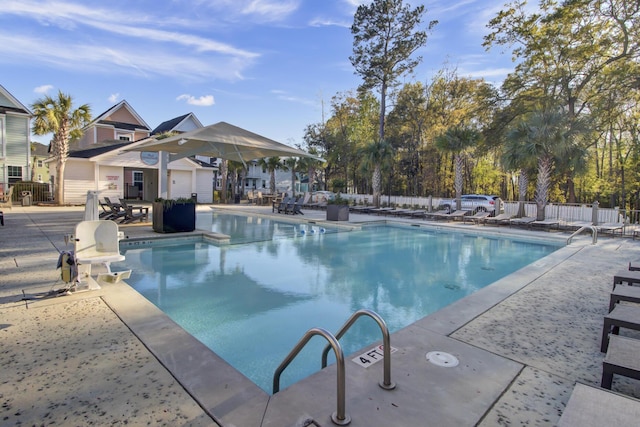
[507,106,573,221]
[31,91,91,205]
[257,157,283,194]
[284,157,299,196]
[359,139,394,207]
[435,126,480,211]
[502,133,537,218]
[298,147,324,192]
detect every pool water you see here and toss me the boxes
[118,216,560,393]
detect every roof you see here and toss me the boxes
[87,100,150,131]
[31,142,49,157]
[0,83,31,115]
[151,113,190,135]
[98,120,149,131]
[151,112,203,135]
[69,141,131,158]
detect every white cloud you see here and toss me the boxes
[241,0,299,21]
[177,94,215,106]
[108,93,120,103]
[34,84,53,94]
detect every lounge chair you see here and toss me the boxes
[484,213,513,225]
[600,304,640,352]
[597,222,625,236]
[425,209,451,220]
[602,335,640,389]
[463,211,490,224]
[530,219,560,230]
[284,196,300,215]
[74,220,126,290]
[118,198,149,223]
[558,383,640,426]
[0,186,14,210]
[434,210,467,221]
[509,216,536,227]
[406,210,427,219]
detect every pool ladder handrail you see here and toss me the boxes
[567,225,597,245]
[273,327,351,426]
[321,309,396,391]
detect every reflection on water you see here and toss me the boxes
[118,220,559,393]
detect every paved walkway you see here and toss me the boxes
[1,204,639,426]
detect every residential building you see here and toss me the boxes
[0,84,31,194]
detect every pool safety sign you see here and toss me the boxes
[352,345,397,368]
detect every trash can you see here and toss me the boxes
[190,193,198,203]
[234,194,240,204]
[21,191,32,206]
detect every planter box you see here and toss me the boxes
[326,205,349,221]
[152,202,196,233]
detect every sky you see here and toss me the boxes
[0,0,518,147]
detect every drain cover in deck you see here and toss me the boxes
[426,351,459,367]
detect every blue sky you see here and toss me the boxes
[1,0,517,147]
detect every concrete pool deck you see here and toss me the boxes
[1,203,640,426]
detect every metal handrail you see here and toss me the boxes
[321,309,396,390]
[567,225,598,245]
[273,327,351,426]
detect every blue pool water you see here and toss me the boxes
[118,214,560,393]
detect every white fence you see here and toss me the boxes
[340,194,624,225]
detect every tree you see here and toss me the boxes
[359,139,394,207]
[435,127,481,210]
[31,91,91,205]
[485,0,640,202]
[284,157,299,195]
[257,157,283,194]
[507,106,575,220]
[351,0,436,142]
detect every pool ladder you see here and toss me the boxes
[272,309,395,426]
[567,225,598,244]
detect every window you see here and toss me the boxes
[119,135,131,141]
[37,160,44,168]
[37,174,42,182]
[8,166,22,184]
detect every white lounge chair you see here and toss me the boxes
[73,220,128,290]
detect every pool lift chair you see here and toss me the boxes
[68,220,131,291]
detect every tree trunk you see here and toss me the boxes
[219,160,228,203]
[454,153,464,210]
[535,156,552,221]
[372,164,382,207]
[517,169,528,218]
[55,159,66,205]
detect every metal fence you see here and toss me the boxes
[6,182,53,204]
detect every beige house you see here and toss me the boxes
[54,103,215,204]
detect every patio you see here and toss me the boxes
[1,204,640,426]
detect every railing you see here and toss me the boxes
[567,225,598,245]
[273,327,351,426]
[321,309,396,390]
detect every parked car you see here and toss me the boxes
[310,191,335,203]
[441,194,504,214]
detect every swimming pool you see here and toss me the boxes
[118,215,561,393]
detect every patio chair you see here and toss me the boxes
[118,198,149,223]
[286,197,305,215]
[276,196,291,213]
[425,208,451,220]
[102,198,126,222]
[0,186,14,210]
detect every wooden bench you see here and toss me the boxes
[602,335,640,389]
[601,304,640,352]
